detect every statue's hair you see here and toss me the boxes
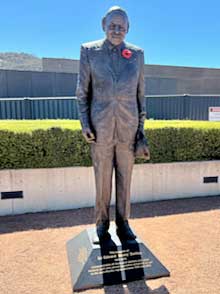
[102,6,129,31]
[104,6,128,19]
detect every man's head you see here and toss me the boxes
[102,6,129,46]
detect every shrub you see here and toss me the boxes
[0,121,219,169]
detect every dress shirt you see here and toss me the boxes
[104,39,125,77]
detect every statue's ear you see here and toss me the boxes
[102,17,106,32]
[126,21,130,33]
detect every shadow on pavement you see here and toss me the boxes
[104,280,169,294]
[0,195,220,234]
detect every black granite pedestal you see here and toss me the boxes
[66,224,170,292]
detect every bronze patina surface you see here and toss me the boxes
[77,6,150,242]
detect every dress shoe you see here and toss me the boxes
[93,221,110,244]
[116,220,136,240]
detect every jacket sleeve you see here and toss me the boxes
[76,45,92,129]
[137,50,146,133]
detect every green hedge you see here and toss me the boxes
[0,123,220,169]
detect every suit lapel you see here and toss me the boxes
[102,40,117,80]
[118,42,128,76]
[118,42,136,80]
[101,40,132,81]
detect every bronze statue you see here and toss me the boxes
[76,6,150,243]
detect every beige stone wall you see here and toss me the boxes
[0,161,219,216]
[42,58,220,94]
[42,58,79,74]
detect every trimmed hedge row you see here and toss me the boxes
[0,126,220,169]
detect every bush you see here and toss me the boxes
[0,122,219,169]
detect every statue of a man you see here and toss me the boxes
[77,6,150,243]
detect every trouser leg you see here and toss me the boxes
[91,143,114,226]
[115,142,135,225]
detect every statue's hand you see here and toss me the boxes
[142,145,150,160]
[82,127,96,143]
[135,129,150,160]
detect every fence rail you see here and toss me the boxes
[0,95,220,120]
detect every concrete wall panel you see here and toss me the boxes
[0,161,219,216]
[31,72,56,97]
[54,73,77,96]
[0,70,7,97]
[1,64,220,98]
[6,70,32,97]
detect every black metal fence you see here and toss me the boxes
[1,95,220,120]
[146,94,220,120]
[0,97,78,119]
[0,69,77,98]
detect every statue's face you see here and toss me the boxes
[103,12,128,46]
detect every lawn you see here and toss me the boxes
[0,119,219,133]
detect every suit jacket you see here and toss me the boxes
[76,38,146,145]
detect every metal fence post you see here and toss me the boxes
[24,98,32,119]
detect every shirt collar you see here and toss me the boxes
[104,38,125,52]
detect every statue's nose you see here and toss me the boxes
[114,26,120,34]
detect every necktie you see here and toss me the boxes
[111,47,120,76]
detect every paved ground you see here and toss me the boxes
[0,196,220,294]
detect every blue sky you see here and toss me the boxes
[0,0,220,68]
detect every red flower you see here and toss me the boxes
[122,49,132,59]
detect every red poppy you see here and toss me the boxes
[122,49,132,59]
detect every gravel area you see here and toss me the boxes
[0,196,220,294]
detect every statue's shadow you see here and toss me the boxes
[98,236,169,294]
[68,225,169,292]
[104,282,169,294]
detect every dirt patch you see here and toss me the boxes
[0,196,220,294]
